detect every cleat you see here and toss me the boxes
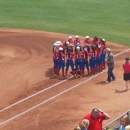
[62,75,66,79]
[105,81,110,84]
[111,78,116,81]
[74,75,78,78]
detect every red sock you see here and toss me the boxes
[87,69,89,75]
[76,70,78,76]
[82,70,84,75]
[65,71,67,76]
[62,71,64,76]
[80,70,82,76]
[54,68,57,74]
[57,69,59,75]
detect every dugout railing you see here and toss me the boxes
[105,109,130,130]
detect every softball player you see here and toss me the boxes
[84,36,92,52]
[65,46,74,77]
[52,42,59,75]
[64,36,74,53]
[66,41,73,52]
[92,36,99,46]
[100,39,107,70]
[68,36,74,46]
[74,35,82,52]
[57,41,65,54]
[95,44,101,73]
[89,45,97,75]
[57,47,65,77]
[82,46,89,76]
[74,46,83,78]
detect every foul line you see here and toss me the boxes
[0,71,105,126]
[0,76,73,113]
[0,48,129,126]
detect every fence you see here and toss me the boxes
[105,109,130,130]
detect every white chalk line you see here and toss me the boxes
[1,47,129,113]
[0,70,105,126]
[0,48,129,126]
[0,75,73,113]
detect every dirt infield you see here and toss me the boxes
[0,28,130,130]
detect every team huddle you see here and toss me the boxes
[52,35,107,78]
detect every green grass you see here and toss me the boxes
[0,0,130,46]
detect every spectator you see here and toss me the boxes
[105,48,116,84]
[80,108,110,130]
[123,58,130,91]
[119,114,130,130]
[79,119,89,130]
[125,125,130,130]
[74,126,81,130]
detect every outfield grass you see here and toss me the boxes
[0,0,130,46]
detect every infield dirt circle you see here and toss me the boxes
[0,28,130,130]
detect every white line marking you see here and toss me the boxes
[1,48,129,113]
[0,48,129,126]
[0,71,104,126]
[0,76,73,112]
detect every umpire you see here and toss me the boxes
[105,48,116,83]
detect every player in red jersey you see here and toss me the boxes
[100,39,107,70]
[56,41,65,51]
[74,35,82,52]
[95,44,101,73]
[91,36,99,46]
[99,37,103,44]
[65,46,75,77]
[82,45,90,76]
[74,46,83,78]
[64,36,74,52]
[84,36,92,52]
[52,42,59,75]
[68,36,74,47]
[57,47,65,78]
[89,45,97,75]
[65,41,73,52]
